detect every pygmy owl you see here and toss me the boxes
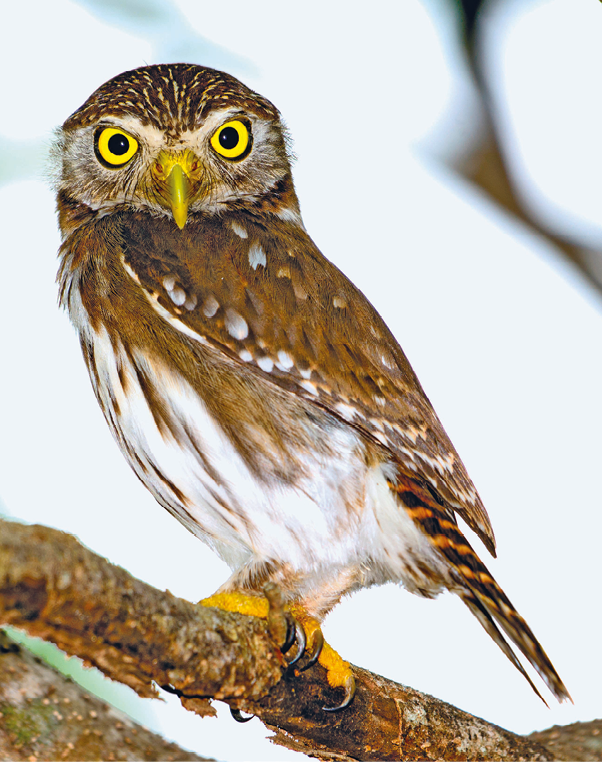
[53,64,569,710]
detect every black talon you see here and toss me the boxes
[299,628,324,672]
[230,706,254,723]
[280,611,297,654]
[285,620,307,672]
[322,674,356,712]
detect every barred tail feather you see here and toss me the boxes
[389,472,571,703]
[464,575,571,703]
[460,590,548,706]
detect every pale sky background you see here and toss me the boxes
[1,1,601,759]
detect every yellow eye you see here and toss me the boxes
[95,127,139,167]
[210,120,251,160]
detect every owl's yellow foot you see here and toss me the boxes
[201,590,270,618]
[289,604,355,711]
[199,589,356,711]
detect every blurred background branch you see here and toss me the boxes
[452,0,597,287]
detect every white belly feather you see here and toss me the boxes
[82,319,449,605]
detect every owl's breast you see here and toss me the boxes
[81,316,379,574]
[59,211,451,607]
[80,314,448,608]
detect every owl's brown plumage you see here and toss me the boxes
[54,63,569,705]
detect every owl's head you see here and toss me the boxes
[53,64,300,230]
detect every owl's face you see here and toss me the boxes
[54,64,299,229]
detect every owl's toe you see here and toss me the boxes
[285,619,307,672]
[201,588,356,711]
[298,627,324,672]
[322,672,356,712]
[316,639,356,711]
[280,612,298,655]
[289,606,356,711]
[277,615,355,711]
[230,706,254,723]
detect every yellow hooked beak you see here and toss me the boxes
[168,164,188,230]
[153,150,200,229]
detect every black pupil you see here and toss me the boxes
[219,126,240,150]
[108,133,130,156]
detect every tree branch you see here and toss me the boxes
[455,8,602,291]
[0,630,210,761]
[529,720,602,762]
[0,519,558,760]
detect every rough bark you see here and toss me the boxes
[529,720,602,762]
[0,518,581,761]
[0,631,210,761]
[0,520,283,704]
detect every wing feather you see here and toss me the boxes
[120,210,496,553]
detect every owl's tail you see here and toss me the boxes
[388,472,571,704]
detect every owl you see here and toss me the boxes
[53,63,569,711]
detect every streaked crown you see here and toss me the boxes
[63,64,279,134]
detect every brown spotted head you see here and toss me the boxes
[53,64,300,232]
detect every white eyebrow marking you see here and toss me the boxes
[225,308,249,340]
[248,243,267,270]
